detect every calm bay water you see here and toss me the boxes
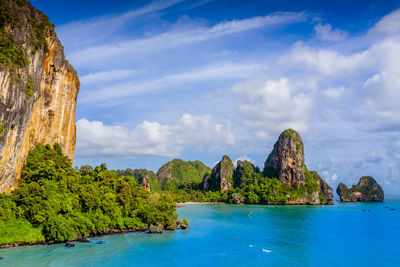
[1,198,400,267]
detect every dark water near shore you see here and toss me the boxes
[1,197,400,266]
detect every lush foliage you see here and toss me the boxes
[0,144,177,245]
[164,159,325,205]
[0,29,29,67]
[116,168,162,192]
[156,159,211,191]
[0,0,55,68]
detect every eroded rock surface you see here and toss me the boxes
[263,129,306,187]
[0,0,79,192]
[311,171,333,201]
[205,155,234,191]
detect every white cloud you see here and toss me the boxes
[234,155,254,166]
[80,69,139,85]
[314,23,348,42]
[280,42,370,76]
[57,0,187,49]
[232,77,313,137]
[79,62,266,103]
[368,9,400,38]
[76,114,234,157]
[322,86,346,100]
[67,12,306,67]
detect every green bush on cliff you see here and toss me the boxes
[25,79,34,97]
[0,144,178,245]
[0,0,54,59]
[0,123,5,141]
[0,30,29,67]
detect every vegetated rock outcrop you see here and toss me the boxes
[157,159,211,190]
[311,171,333,201]
[203,155,234,191]
[0,0,79,193]
[233,160,260,188]
[263,129,332,205]
[336,176,384,202]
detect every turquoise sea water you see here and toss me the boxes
[1,198,400,267]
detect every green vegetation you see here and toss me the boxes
[181,218,189,228]
[0,123,5,141]
[116,168,162,191]
[156,159,211,191]
[0,144,178,245]
[348,176,383,199]
[25,78,33,97]
[0,0,55,68]
[161,160,322,205]
[0,29,29,67]
[281,128,300,142]
[206,155,234,192]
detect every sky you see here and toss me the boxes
[30,0,400,194]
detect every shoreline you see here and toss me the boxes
[177,202,225,206]
[0,226,177,250]
[177,201,334,207]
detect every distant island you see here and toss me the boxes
[337,176,384,202]
[124,129,334,205]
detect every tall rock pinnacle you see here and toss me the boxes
[263,129,306,187]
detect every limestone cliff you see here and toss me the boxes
[263,129,332,204]
[0,0,79,192]
[204,155,234,191]
[263,129,306,187]
[336,176,384,202]
[311,171,333,201]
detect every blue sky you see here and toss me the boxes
[31,0,400,194]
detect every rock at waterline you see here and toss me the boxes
[231,193,244,204]
[65,242,75,247]
[146,226,164,234]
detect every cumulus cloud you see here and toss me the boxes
[314,23,348,42]
[280,42,370,76]
[367,9,400,38]
[232,77,313,138]
[234,155,255,166]
[76,114,235,157]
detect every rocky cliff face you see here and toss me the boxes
[204,155,234,191]
[311,171,333,201]
[263,129,306,187]
[0,0,79,193]
[337,176,384,202]
[263,129,332,205]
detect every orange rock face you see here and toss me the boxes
[0,3,79,193]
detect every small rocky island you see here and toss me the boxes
[336,176,384,202]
